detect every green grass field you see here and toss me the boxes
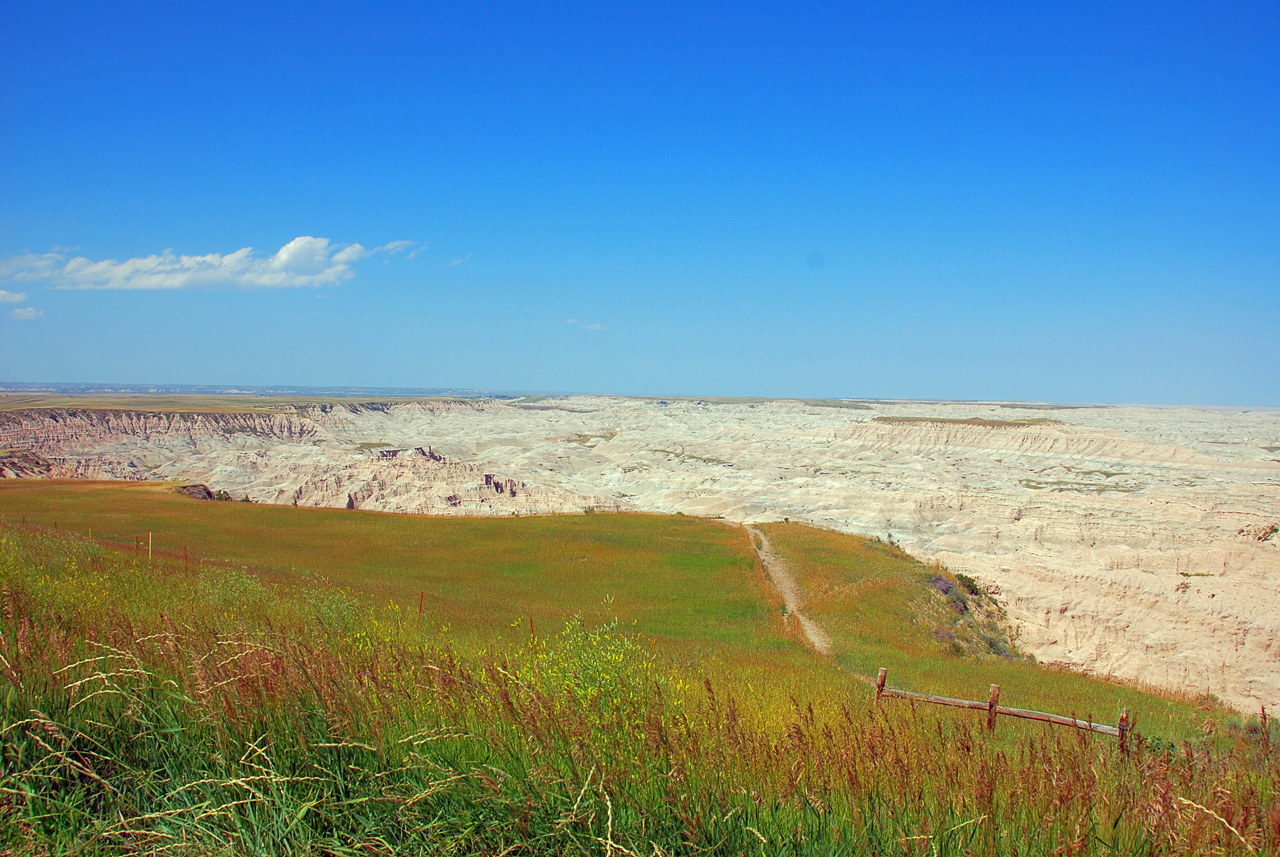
[0,481,803,665]
[0,480,1226,734]
[759,523,1211,742]
[0,480,1275,854]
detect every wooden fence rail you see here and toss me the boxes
[875,667,1131,751]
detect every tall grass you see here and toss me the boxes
[1,523,1277,855]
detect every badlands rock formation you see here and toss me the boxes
[1,396,1277,712]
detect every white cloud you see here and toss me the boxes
[11,307,42,320]
[448,253,471,266]
[270,236,342,274]
[329,243,370,265]
[582,323,606,330]
[0,237,417,290]
[0,290,25,303]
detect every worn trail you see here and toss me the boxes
[746,525,833,657]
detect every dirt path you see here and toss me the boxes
[746,525,833,657]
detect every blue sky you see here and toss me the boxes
[1,2,1276,404]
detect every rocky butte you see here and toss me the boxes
[1,395,1277,712]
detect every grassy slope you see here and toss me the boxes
[2,481,1276,854]
[6,526,1274,855]
[0,481,805,667]
[760,522,1210,740]
[0,480,1215,741]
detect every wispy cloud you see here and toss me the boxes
[11,307,42,320]
[0,290,26,303]
[564,318,606,331]
[1,237,420,291]
[448,253,471,266]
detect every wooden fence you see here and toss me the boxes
[875,667,1131,751]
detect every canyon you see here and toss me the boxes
[2,394,1277,712]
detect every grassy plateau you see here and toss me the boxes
[0,480,1275,855]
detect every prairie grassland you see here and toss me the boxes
[759,523,1219,742]
[0,481,809,668]
[1,522,1277,855]
[0,482,1233,734]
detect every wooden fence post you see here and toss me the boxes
[1262,706,1270,757]
[873,671,1130,743]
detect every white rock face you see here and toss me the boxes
[2,397,1278,711]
